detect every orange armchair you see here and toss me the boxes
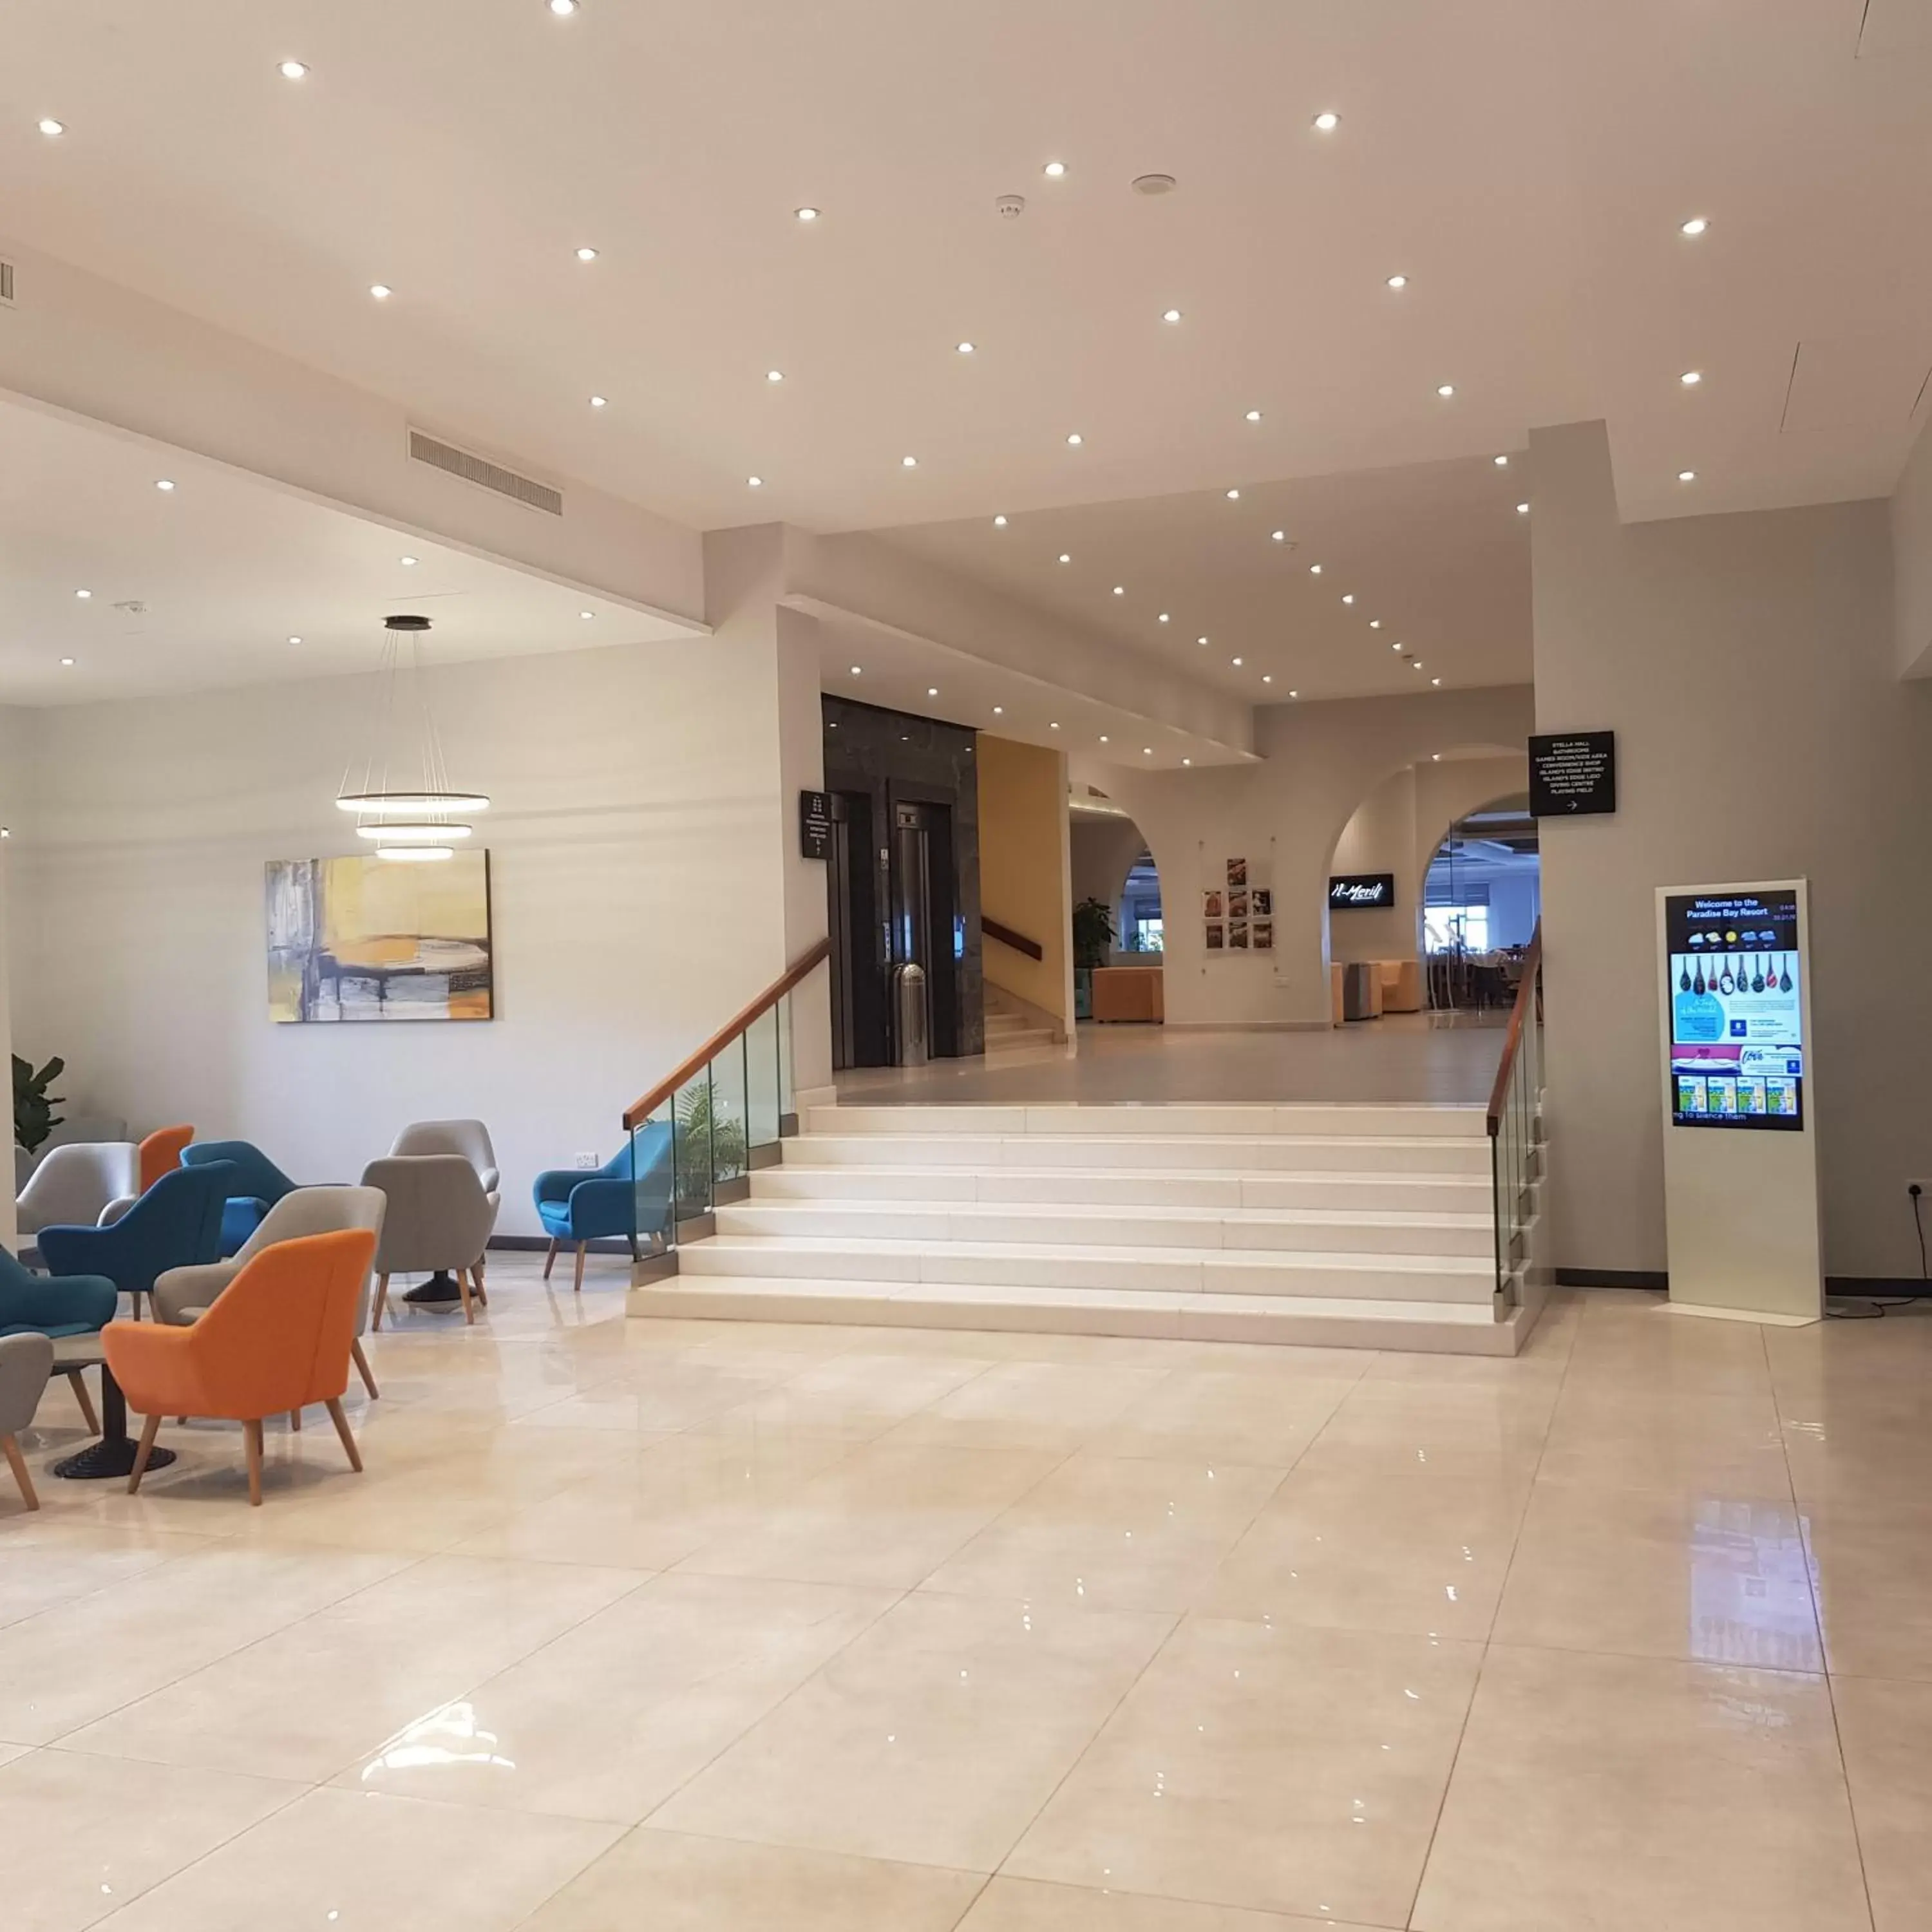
[138,1124,195,1193]
[105,1227,375,1506]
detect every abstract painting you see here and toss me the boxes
[267,853,493,1023]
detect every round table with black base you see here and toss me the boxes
[48,1338,177,1482]
[403,1271,463,1307]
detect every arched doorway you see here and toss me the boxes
[1069,787,1164,1021]
[1423,791,1539,1010]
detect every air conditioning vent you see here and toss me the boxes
[0,259,15,307]
[407,429,563,516]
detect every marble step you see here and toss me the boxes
[756,1162,1491,1214]
[808,1102,1488,1140]
[629,1275,1524,1355]
[714,1196,1495,1258]
[789,1132,1493,1177]
[677,1233,1497,1303]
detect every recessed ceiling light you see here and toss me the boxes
[1369,619,1381,628]
[1680,370,1703,386]
[1066,433,1084,446]
[927,687,938,696]
[37,118,64,137]
[549,0,578,14]
[288,636,302,645]
[1182,757,1192,766]
[154,478,176,491]
[1231,656,1243,667]
[1244,410,1263,422]
[1432,677,1442,686]
[1493,455,1509,467]
[1112,585,1126,596]
[1197,636,1208,645]
[1681,216,1709,236]
[1341,594,1354,605]
[576,247,599,262]
[1142,746,1153,755]
[1043,160,1067,178]
[1289,689,1298,698]
[59,657,75,667]
[795,205,820,222]
[992,705,1004,714]
[1312,111,1340,132]
[1386,274,1408,290]
[589,394,608,408]
[580,610,594,620]
[1162,308,1182,324]
[992,514,1008,526]
[849,665,862,676]
[1099,734,1110,743]
[1058,553,1072,564]
[278,61,309,80]
[1271,530,1286,542]
[1517,502,1530,514]
[1050,721,1061,730]
[901,455,918,468]
[400,555,419,567]
[1678,469,1697,482]
[74,589,91,599]
[1432,753,1441,762]
[766,369,784,382]
[1158,612,1170,622]
[956,341,976,355]
[1392,641,1403,650]
[748,475,763,487]
[370,283,392,300]
[1412,659,1424,669]
[1309,564,1322,574]
[1262,674,1273,684]
[1436,383,1456,398]
[1225,489,1240,500]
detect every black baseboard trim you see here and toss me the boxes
[489,1235,635,1256]
[1827,1276,1932,1300]
[1555,1267,1669,1291]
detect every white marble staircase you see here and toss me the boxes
[631,1099,1537,1354]
[981,985,1057,1055]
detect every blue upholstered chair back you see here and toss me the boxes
[37,1161,233,1299]
[184,1141,299,1206]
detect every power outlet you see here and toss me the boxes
[574,1151,599,1171]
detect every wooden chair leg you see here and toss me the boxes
[471,1261,487,1306]
[128,1415,162,1495]
[372,1273,390,1331]
[289,1408,302,1432]
[351,1337,379,1399]
[570,1243,584,1293]
[243,1419,264,1506]
[3,1434,38,1511]
[455,1267,475,1325]
[325,1397,363,1473]
[542,1238,558,1280]
[66,1370,100,1437]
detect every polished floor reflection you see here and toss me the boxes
[1,1262,1926,1929]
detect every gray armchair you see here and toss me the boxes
[390,1120,500,1283]
[15,1142,140,1238]
[1,1332,53,1510]
[151,1186,388,1400]
[361,1155,497,1327]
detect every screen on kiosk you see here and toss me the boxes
[1663,890,1803,1132]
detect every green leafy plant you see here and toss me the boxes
[12,1052,66,1155]
[1071,897,1116,970]
[674,1078,748,1210]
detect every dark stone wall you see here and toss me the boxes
[822,694,983,1062]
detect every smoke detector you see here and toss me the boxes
[996,194,1026,220]
[112,599,148,616]
[1132,173,1177,196]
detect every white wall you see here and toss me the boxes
[1084,689,1533,1025]
[1533,419,1932,1281]
[0,709,21,1245]
[1893,411,1932,679]
[3,636,800,1236]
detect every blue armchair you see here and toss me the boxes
[1,1244,121,1437]
[38,1162,232,1320]
[183,1141,300,1256]
[532,1126,674,1293]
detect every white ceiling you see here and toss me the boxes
[2,0,1927,549]
[870,453,1530,701]
[0,396,697,705]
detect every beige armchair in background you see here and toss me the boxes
[361,1154,498,1327]
[151,1185,387,1400]
[390,1120,500,1280]
[1,1332,53,1510]
[15,1142,140,1238]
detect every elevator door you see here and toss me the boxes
[891,802,935,1057]
[826,791,886,1069]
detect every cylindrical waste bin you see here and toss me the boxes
[1341,961,1379,1022]
[893,961,929,1066]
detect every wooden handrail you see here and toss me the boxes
[1486,922,1543,1135]
[622,937,831,1132]
[983,916,1045,962]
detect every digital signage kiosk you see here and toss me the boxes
[1656,880,1821,1322]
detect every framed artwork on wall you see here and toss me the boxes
[266,851,495,1023]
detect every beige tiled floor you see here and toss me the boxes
[3,1258,1927,1929]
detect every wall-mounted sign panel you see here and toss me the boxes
[1530,730,1616,817]
[799,790,833,861]
[1329,873,1395,909]
[1655,878,1820,1325]
[1663,889,1804,1130]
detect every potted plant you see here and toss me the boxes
[12,1052,65,1157]
[1071,898,1115,1019]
